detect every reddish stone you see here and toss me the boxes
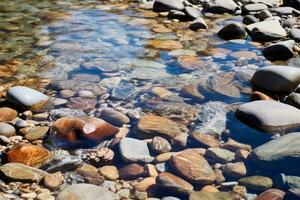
[0,107,18,122]
[256,189,285,200]
[7,144,51,168]
[118,163,145,180]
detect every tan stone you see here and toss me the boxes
[223,162,247,178]
[157,172,193,194]
[0,107,18,122]
[43,172,64,191]
[135,177,156,192]
[147,40,183,50]
[99,165,119,180]
[76,163,104,185]
[155,152,174,163]
[145,164,158,177]
[192,132,220,148]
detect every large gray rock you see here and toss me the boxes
[236,100,300,132]
[262,40,295,61]
[56,184,119,200]
[204,0,239,14]
[251,66,300,93]
[246,20,287,40]
[252,132,300,174]
[119,137,154,163]
[153,0,184,12]
[6,86,50,112]
[242,3,268,13]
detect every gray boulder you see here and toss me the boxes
[262,40,295,61]
[252,132,300,174]
[246,20,287,40]
[204,0,239,14]
[242,3,268,13]
[236,100,300,132]
[251,65,300,93]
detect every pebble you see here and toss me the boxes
[206,147,235,164]
[151,136,172,153]
[238,176,273,192]
[118,163,145,180]
[0,122,16,137]
[0,107,18,122]
[99,165,119,180]
[43,172,64,191]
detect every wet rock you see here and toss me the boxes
[153,0,184,12]
[290,28,300,42]
[24,126,49,141]
[6,86,50,112]
[206,147,235,163]
[284,92,300,109]
[0,163,46,182]
[56,184,119,200]
[223,138,251,152]
[147,40,183,50]
[49,108,85,119]
[7,144,51,168]
[255,189,285,200]
[0,107,17,122]
[119,137,154,163]
[189,191,238,200]
[170,149,216,184]
[251,132,300,174]
[263,40,295,61]
[81,60,119,73]
[204,0,239,14]
[272,6,300,15]
[218,23,247,40]
[236,100,300,132]
[193,101,227,137]
[190,17,208,30]
[151,136,172,153]
[100,108,130,127]
[132,67,170,80]
[180,84,205,102]
[238,176,273,192]
[99,165,119,180]
[135,177,156,192]
[157,172,194,194]
[42,150,82,172]
[246,20,287,40]
[242,3,268,13]
[76,163,104,185]
[223,162,247,178]
[52,117,119,147]
[243,15,259,25]
[118,163,145,180]
[67,97,97,112]
[251,66,300,93]
[43,172,64,191]
[137,114,187,140]
[0,122,15,137]
[192,132,220,148]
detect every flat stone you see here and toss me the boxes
[251,132,300,174]
[0,107,17,122]
[24,126,49,141]
[246,20,287,40]
[0,163,47,182]
[180,84,205,102]
[262,40,295,61]
[119,137,154,163]
[192,132,220,148]
[223,162,247,178]
[7,144,51,168]
[206,147,235,163]
[171,149,216,184]
[223,138,251,152]
[0,122,15,137]
[118,163,145,180]
[156,172,194,194]
[189,191,238,200]
[76,163,104,185]
[147,40,183,50]
[6,86,50,112]
[56,184,119,200]
[137,114,187,140]
[43,172,64,191]
[204,0,239,14]
[238,176,273,192]
[153,0,184,12]
[256,189,285,200]
[251,66,300,93]
[236,100,300,132]
[100,108,130,127]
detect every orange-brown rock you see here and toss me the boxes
[135,177,156,192]
[170,149,216,184]
[0,107,18,122]
[157,172,194,194]
[192,132,220,148]
[223,138,252,152]
[201,185,219,192]
[43,172,64,191]
[250,91,273,101]
[52,117,119,144]
[147,39,183,50]
[256,189,285,200]
[7,144,51,168]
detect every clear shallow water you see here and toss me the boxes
[0,0,277,147]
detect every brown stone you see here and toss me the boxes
[0,107,18,122]
[76,163,104,185]
[223,138,251,152]
[181,84,205,102]
[119,163,145,180]
[192,132,220,148]
[7,144,51,168]
[145,164,158,177]
[250,91,273,101]
[235,149,250,161]
[155,152,174,163]
[256,189,285,200]
[43,172,64,191]
[147,39,183,50]
[177,55,203,70]
[223,162,247,178]
[137,114,187,140]
[171,149,216,184]
[157,172,194,194]
[52,117,119,145]
[201,185,219,192]
[98,165,119,180]
[135,177,156,192]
